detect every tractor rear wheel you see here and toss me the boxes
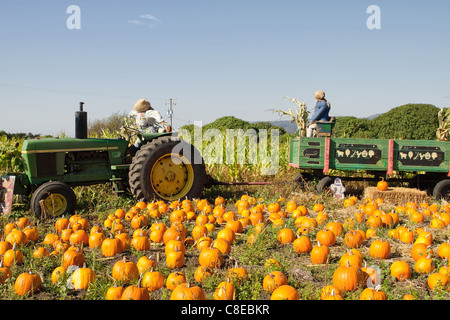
[128,135,207,202]
[30,181,77,218]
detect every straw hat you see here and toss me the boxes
[314,90,326,100]
[133,99,153,112]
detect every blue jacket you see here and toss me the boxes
[309,100,331,123]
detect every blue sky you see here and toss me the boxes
[1,0,449,136]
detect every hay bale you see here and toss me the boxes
[363,187,430,204]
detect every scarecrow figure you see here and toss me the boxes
[129,99,166,134]
[128,99,167,154]
[306,90,331,137]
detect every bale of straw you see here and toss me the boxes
[363,187,429,204]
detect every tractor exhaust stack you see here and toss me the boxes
[75,101,88,139]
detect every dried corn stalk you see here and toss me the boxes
[437,107,450,141]
[271,96,309,137]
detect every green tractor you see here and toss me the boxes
[9,103,207,218]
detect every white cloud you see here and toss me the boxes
[128,14,162,28]
[140,14,161,23]
[128,20,146,26]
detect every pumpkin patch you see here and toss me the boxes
[1,186,450,302]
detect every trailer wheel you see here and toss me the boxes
[30,181,77,218]
[432,179,450,201]
[317,176,334,195]
[293,172,313,187]
[129,135,207,202]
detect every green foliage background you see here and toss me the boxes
[333,104,439,140]
[179,116,287,139]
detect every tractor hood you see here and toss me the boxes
[22,137,128,155]
[21,138,128,182]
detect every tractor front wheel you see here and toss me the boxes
[30,181,77,218]
[128,136,207,202]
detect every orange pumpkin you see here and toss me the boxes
[325,221,344,237]
[214,279,235,300]
[166,246,185,269]
[121,282,150,300]
[14,273,42,296]
[194,266,214,283]
[106,285,124,300]
[212,238,231,255]
[270,285,300,300]
[101,236,124,257]
[136,256,157,274]
[376,180,388,191]
[166,272,186,291]
[142,270,165,291]
[293,236,313,254]
[277,228,296,244]
[411,243,433,262]
[310,242,330,264]
[62,247,85,268]
[360,287,387,300]
[170,283,205,300]
[315,229,336,247]
[332,261,361,292]
[198,247,223,269]
[0,261,12,284]
[3,244,24,267]
[112,256,140,283]
[263,271,288,292]
[344,230,364,248]
[51,266,66,284]
[369,240,391,259]
[428,273,448,291]
[390,261,412,281]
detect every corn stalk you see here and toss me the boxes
[271,96,309,137]
[0,135,24,173]
[437,107,450,141]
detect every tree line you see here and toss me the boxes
[333,104,439,140]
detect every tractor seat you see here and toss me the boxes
[315,117,336,137]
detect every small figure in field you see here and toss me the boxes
[330,178,346,199]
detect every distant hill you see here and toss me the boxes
[266,115,381,134]
[265,113,382,134]
[266,120,298,134]
[366,113,382,120]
